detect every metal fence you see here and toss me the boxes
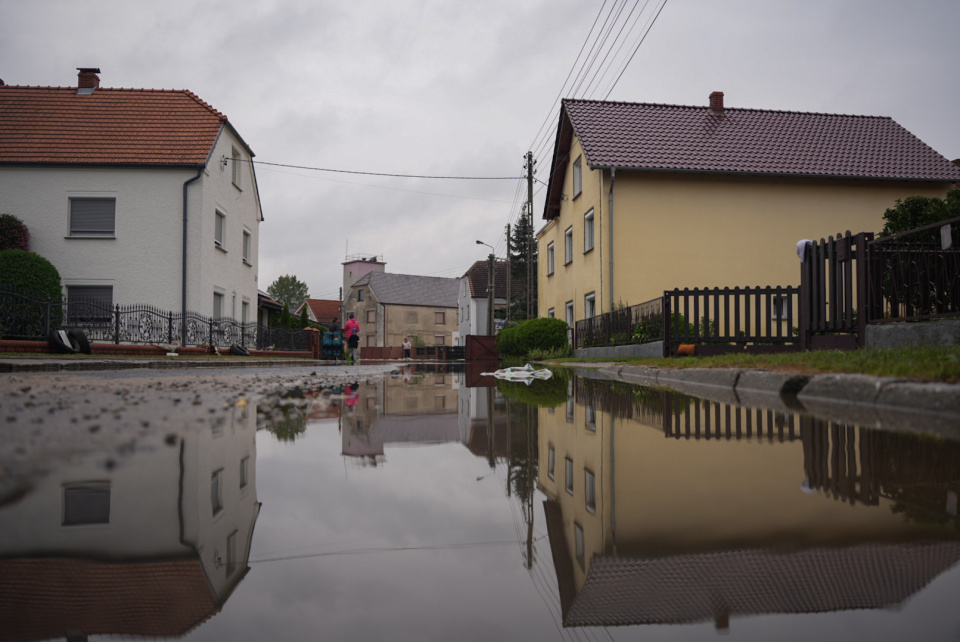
[0,285,309,350]
[574,297,662,350]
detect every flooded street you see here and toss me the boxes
[1,363,959,641]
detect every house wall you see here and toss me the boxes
[537,134,955,322]
[0,166,190,311]
[0,128,261,321]
[383,304,458,347]
[196,128,261,321]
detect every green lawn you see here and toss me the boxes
[551,346,960,383]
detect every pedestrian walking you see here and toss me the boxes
[402,337,412,360]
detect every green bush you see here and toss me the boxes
[0,249,61,297]
[0,214,30,251]
[497,317,570,357]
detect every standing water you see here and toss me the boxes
[1,363,958,641]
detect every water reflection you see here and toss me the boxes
[540,376,960,631]
[0,403,260,641]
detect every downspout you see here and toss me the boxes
[182,169,203,344]
[608,167,616,311]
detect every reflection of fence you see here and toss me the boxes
[0,286,308,350]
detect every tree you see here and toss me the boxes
[299,304,309,328]
[508,210,538,321]
[880,188,960,242]
[267,274,310,311]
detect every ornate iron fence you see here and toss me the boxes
[0,286,308,350]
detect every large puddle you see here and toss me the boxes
[1,363,959,641]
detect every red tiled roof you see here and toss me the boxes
[298,298,341,323]
[564,98,960,180]
[0,85,228,166]
[545,98,960,219]
[0,556,220,641]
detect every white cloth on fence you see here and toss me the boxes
[796,239,813,261]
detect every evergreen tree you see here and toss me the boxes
[508,209,538,321]
[267,274,310,311]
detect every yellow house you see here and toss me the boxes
[538,92,960,324]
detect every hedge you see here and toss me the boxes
[496,317,570,357]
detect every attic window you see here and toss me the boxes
[573,156,582,198]
[231,146,242,188]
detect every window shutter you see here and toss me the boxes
[70,199,115,236]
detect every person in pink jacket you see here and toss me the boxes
[343,313,359,361]
[343,312,359,338]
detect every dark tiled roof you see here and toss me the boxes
[0,556,220,641]
[563,542,960,627]
[0,85,229,166]
[357,272,459,308]
[564,98,960,180]
[463,259,511,299]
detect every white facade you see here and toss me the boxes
[0,127,261,320]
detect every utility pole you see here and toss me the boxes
[525,151,535,319]
[505,223,511,323]
[487,251,495,336]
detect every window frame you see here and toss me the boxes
[242,229,251,264]
[585,469,596,514]
[62,482,111,526]
[547,446,556,480]
[573,156,582,198]
[584,292,596,319]
[358,289,364,302]
[213,291,224,319]
[575,523,585,569]
[215,210,226,250]
[211,469,224,516]
[366,309,376,324]
[66,285,113,324]
[547,307,555,318]
[564,227,573,265]
[565,457,574,495]
[231,146,242,189]
[584,209,594,253]
[546,242,555,275]
[68,196,116,238]
[435,311,446,325]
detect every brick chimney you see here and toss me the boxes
[709,91,724,114]
[77,67,101,92]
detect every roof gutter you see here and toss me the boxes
[589,165,960,183]
[608,167,616,312]
[182,168,203,344]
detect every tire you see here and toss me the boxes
[230,344,251,357]
[67,329,91,354]
[48,329,79,354]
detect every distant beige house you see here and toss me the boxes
[538,92,960,325]
[342,271,459,348]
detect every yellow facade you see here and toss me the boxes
[537,133,954,321]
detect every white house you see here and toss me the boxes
[458,258,510,342]
[0,68,263,326]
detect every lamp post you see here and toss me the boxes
[476,240,495,336]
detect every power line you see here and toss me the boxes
[241,159,521,181]
[603,0,670,99]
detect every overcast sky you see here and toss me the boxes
[3,0,958,301]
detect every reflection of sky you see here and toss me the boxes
[189,419,558,641]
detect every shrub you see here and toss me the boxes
[0,249,61,297]
[0,214,30,251]
[497,317,570,357]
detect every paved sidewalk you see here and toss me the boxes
[0,355,354,373]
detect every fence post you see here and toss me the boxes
[855,232,872,348]
[662,294,671,357]
[114,304,121,344]
[209,317,215,352]
[44,294,52,336]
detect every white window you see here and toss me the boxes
[565,458,574,495]
[215,210,226,249]
[564,227,573,264]
[566,397,574,423]
[585,469,596,513]
[548,307,555,318]
[62,482,111,526]
[242,229,251,263]
[565,301,574,326]
[547,242,555,275]
[573,156,582,198]
[585,292,596,319]
[69,197,115,237]
[548,446,556,480]
[586,403,596,431]
[241,300,250,325]
[211,469,223,515]
[584,209,594,252]
[213,291,224,319]
[231,146,242,188]
[66,285,113,323]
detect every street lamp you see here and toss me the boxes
[476,240,495,335]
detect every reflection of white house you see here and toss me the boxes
[0,404,259,639]
[0,68,263,322]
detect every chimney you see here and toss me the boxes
[77,67,101,93]
[709,91,724,114]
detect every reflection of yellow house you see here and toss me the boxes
[537,379,960,629]
[538,93,960,322]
